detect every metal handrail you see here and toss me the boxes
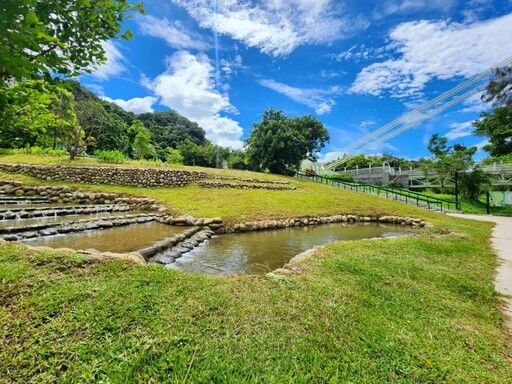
[295,172,461,211]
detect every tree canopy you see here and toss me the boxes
[246,109,329,174]
[0,0,144,80]
[473,106,512,157]
[422,134,476,192]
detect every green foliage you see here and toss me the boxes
[473,106,512,157]
[178,140,217,167]
[94,149,128,164]
[480,153,512,165]
[130,120,153,160]
[423,134,477,192]
[326,173,354,182]
[482,65,512,107]
[0,79,57,147]
[0,146,67,156]
[165,147,184,165]
[70,81,130,152]
[0,0,144,80]
[246,108,329,174]
[458,166,492,201]
[227,149,251,170]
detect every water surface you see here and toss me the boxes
[23,222,185,253]
[172,223,413,276]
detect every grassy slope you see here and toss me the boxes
[1,155,511,382]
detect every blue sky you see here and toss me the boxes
[81,0,512,162]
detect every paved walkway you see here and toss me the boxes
[448,213,512,332]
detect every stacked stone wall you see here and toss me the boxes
[0,163,207,187]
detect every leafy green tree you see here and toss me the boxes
[473,106,512,157]
[227,149,251,170]
[423,134,477,192]
[70,82,130,152]
[483,66,512,107]
[0,79,56,147]
[166,147,184,165]
[129,120,153,159]
[246,109,329,174]
[1,0,144,80]
[178,140,217,167]
[52,85,92,160]
[458,166,492,201]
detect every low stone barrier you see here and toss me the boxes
[210,176,290,185]
[0,180,158,210]
[197,181,297,190]
[0,163,207,187]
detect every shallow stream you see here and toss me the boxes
[170,223,414,276]
[23,222,185,253]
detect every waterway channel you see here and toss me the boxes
[23,222,185,253]
[170,223,414,276]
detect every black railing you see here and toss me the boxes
[295,172,461,212]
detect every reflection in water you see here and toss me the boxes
[172,223,413,276]
[23,222,184,253]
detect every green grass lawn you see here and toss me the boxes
[1,155,512,382]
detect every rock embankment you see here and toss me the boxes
[0,163,207,187]
[197,181,297,190]
[0,180,157,210]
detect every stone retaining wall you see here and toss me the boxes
[197,181,297,190]
[211,176,290,185]
[0,180,158,210]
[0,163,207,187]
[157,213,428,235]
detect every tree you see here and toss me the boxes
[458,166,492,201]
[52,85,92,160]
[129,120,153,159]
[423,134,477,192]
[482,66,512,108]
[166,147,184,165]
[0,79,57,147]
[246,109,329,174]
[178,140,217,167]
[1,0,144,80]
[473,106,512,157]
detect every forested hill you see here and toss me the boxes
[71,81,207,157]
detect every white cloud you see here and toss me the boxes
[459,92,490,113]
[136,15,211,50]
[145,51,244,149]
[350,14,512,98]
[102,96,158,114]
[259,79,338,115]
[171,0,362,57]
[89,41,127,81]
[374,0,458,19]
[329,44,387,62]
[445,121,475,141]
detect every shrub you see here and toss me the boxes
[94,150,128,164]
[166,147,184,165]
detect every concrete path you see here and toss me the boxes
[449,213,512,332]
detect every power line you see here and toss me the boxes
[325,56,512,170]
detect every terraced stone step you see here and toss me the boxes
[2,213,156,241]
[0,204,131,220]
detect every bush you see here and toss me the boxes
[326,174,353,182]
[304,168,317,176]
[94,150,128,164]
[166,147,184,165]
[0,146,68,156]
